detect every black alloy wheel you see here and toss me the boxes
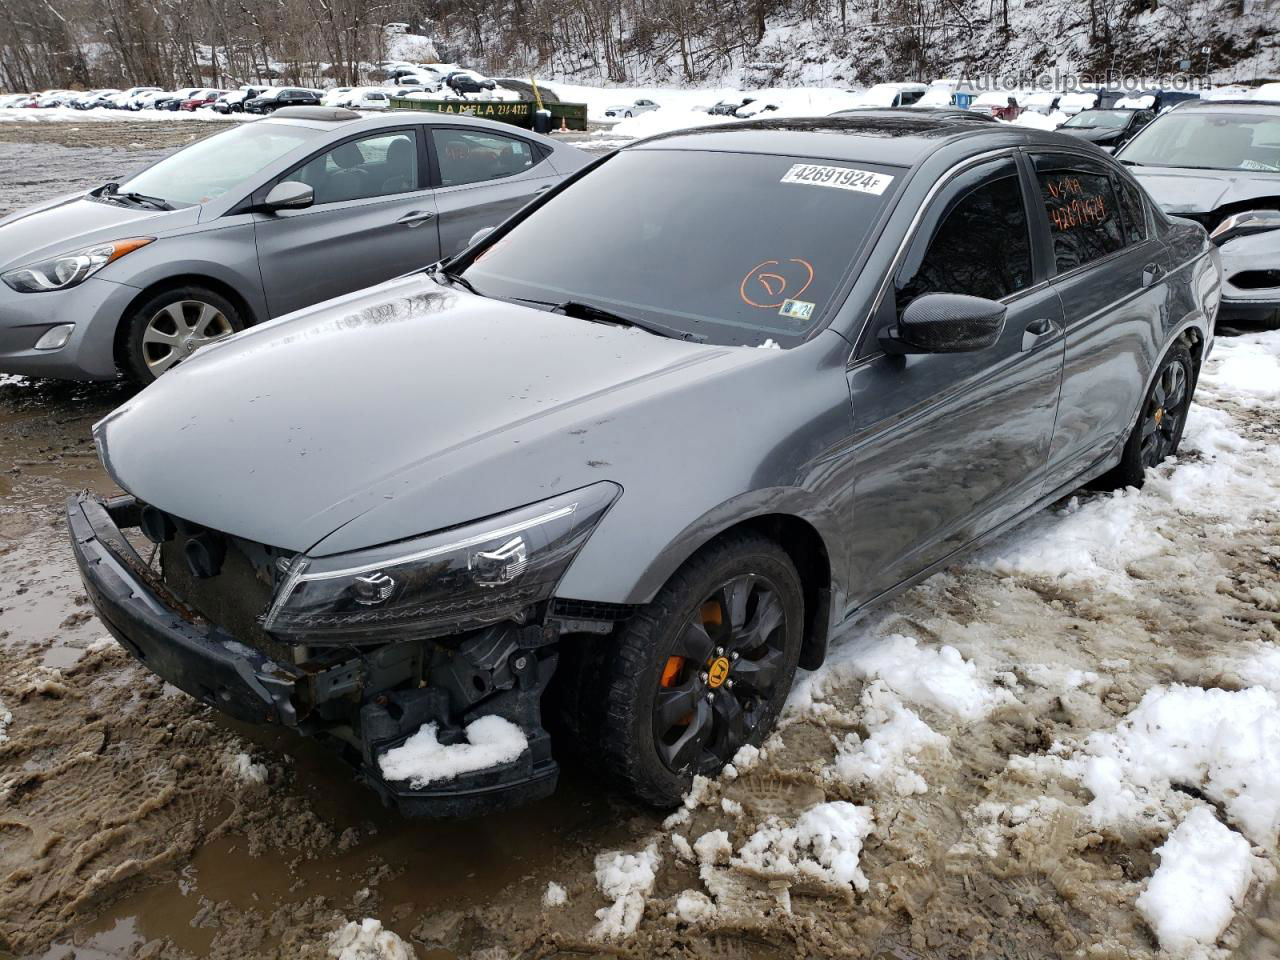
[590,533,804,807]
[653,574,790,775]
[1101,340,1194,489]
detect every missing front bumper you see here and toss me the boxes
[67,492,560,817]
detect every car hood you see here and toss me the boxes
[1060,126,1121,142]
[0,195,198,271]
[1129,166,1280,215]
[97,273,762,555]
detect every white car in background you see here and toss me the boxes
[604,98,660,118]
[114,86,162,109]
[345,88,394,110]
[322,87,355,106]
[851,82,928,108]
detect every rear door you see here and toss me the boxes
[253,125,442,317]
[1027,150,1171,491]
[845,154,1067,605]
[426,125,560,256]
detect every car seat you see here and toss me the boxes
[324,141,370,202]
[381,137,416,194]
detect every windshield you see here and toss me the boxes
[462,149,903,346]
[1119,111,1280,171]
[120,122,320,207]
[1064,110,1130,129]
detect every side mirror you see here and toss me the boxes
[1209,209,1280,246]
[262,181,314,212]
[880,292,1007,354]
[469,226,495,246]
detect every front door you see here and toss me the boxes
[845,154,1066,607]
[254,127,442,317]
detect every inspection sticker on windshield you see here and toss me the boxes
[780,163,894,195]
[779,299,814,321]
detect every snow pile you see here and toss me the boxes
[1200,331,1280,401]
[377,716,528,788]
[828,682,950,796]
[542,881,568,907]
[0,107,246,124]
[734,801,875,891]
[591,842,661,939]
[1135,807,1260,955]
[328,918,415,960]
[225,751,268,784]
[672,889,717,923]
[0,697,11,743]
[1067,684,1280,847]
[791,633,1014,722]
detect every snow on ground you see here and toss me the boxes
[225,750,269,785]
[0,696,10,743]
[734,801,876,890]
[591,842,661,939]
[1136,806,1263,956]
[377,715,528,788]
[328,918,415,960]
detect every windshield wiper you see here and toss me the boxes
[428,262,480,295]
[97,181,172,210]
[552,300,706,342]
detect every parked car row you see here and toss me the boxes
[50,106,1246,821]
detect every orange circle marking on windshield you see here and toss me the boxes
[740,258,815,309]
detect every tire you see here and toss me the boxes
[1099,341,1194,490]
[595,533,805,807]
[624,111,633,118]
[121,286,243,384]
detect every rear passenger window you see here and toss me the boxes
[896,157,1033,309]
[432,129,536,187]
[1032,153,1127,272]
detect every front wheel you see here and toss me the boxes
[1100,341,1194,490]
[121,286,243,384]
[596,534,804,807]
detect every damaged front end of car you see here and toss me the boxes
[67,481,623,817]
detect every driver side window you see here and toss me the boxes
[291,130,420,205]
[895,157,1034,313]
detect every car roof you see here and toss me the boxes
[262,106,561,137]
[633,115,1064,166]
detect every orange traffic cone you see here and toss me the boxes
[558,116,568,133]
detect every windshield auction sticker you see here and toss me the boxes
[780,164,894,195]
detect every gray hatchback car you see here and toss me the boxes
[0,108,588,382]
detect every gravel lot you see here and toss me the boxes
[1,119,1278,960]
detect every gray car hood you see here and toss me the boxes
[0,194,198,271]
[1130,166,1280,215]
[97,273,763,555]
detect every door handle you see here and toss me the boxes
[1141,262,1163,287]
[397,210,435,227]
[1021,317,1062,352]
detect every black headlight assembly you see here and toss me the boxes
[262,482,620,645]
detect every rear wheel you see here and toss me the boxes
[597,534,804,807]
[121,286,242,384]
[1100,341,1193,490]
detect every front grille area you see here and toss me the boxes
[1230,269,1280,291]
[155,516,292,662]
[550,598,637,622]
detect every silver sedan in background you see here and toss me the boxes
[0,107,589,382]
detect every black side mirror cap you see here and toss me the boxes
[879,292,1007,354]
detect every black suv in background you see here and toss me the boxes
[244,88,321,114]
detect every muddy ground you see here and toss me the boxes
[1,119,1279,960]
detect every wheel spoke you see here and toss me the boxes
[162,302,193,333]
[1151,379,1167,409]
[659,697,713,772]
[1166,364,1187,410]
[146,348,180,375]
[1140,416,1159,439]
[193,303,225,338]
[711,691,747,756]
[720,576,752,632]
[655,677,701,730]
[733,589,785,653]
[674,619,715,663]
[142,326,180,347]
[731,646,785,695]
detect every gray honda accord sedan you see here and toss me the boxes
[72,116,1223,816]
[0,107,587,382]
